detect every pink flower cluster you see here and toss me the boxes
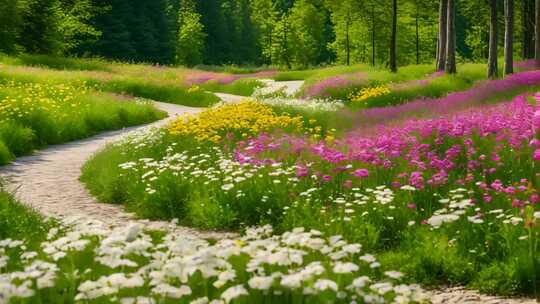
[358,70,540,125]
[185,70,277,85]
[303,72,366,98]
[235,92,540,193]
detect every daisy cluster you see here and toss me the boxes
[0,217,427,304]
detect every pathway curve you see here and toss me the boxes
[0,101,235,239]
[258,79,305,96]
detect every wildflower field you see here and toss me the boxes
[0,80,165,165]
[78,67,540,301]
[4,55,540,303]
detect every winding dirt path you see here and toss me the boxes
[0,102,236,239]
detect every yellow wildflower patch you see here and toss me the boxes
[0,81,91,123]
[349,85,390,103]
[167,101,304,143]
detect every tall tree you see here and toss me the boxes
[176,0,206,66]
[488,0,498,79]
[444,0,456,73]
[0,0,20,53]
[536,0,540,67]
[270,13,292,68]
[522,0,535,59]
[57,0,103,55]
[371,4,376,66]
[326,0,360,66]
[390,0,398,72]
[504,0,514,75]
[414,0,420,64]
[287,0,327,68]
[250,0,279,64]
[19,0,60,54]
[436,0,448,70]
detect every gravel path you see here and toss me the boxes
[0,101,235,239]
[259,79,305,96]
[430,287,537,304]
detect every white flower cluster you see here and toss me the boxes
[0,217,427,303]
[118,146,299,197]
[426,189,475,229]
[259,97,345,112]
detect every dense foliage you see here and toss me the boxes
[0,0,536,68]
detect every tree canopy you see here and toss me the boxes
[0,0,537,69]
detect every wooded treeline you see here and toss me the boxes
[0,0,539,71]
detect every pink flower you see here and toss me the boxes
[322,175,332,182]
[296,166,309,178]
[407,203,416,209]
[483,195,493,203]
[534,149,540,161]
[352,169,369,178]
[531,194,539,204]
[343,180,353,188]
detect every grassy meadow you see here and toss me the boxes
[0,79,166,165]
[4,55,540,302]
[81,66,540,299]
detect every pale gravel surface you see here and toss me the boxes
[429,287,537,304]
[1,82,537,302]
[259,79,305,96]
[0,101,235,239]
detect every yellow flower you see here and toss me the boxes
[167,100,304,143]
[349,85,391,103]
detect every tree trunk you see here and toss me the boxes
[488,0,498,79]
[346,14,350,66]
[437,0,448,71]
[504,0,514,75]
[371,5,376,66]
[522,0,533,59]
[529,0,536,58]
[390,0,397,72]
[445,0,456,74]
[536,0,540,67]
[415,1,420,64]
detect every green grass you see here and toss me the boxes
[195,64,273,74]
[0,53,114,72]
[0,188,52,242]
[0,66,221,107]
[273,63,370,81]
[0,80,166,165]
[201,78,263,97]
[0,54,267,99]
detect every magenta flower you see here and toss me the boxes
[534,149,540,161]
[296,166,309,178]
[352,169,369,178]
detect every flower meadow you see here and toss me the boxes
[82,75,540,297]
[0,80,164,165]
[0,213,428,304]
